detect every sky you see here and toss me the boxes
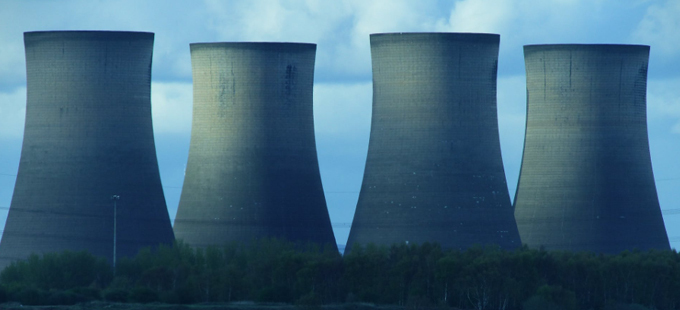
[0,0,679,248]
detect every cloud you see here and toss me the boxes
[647,78,680,135]
[313,82,372,136]
[496,75,527,198]
[205,0,352,42]
[202,0,362,80]
[349,0,442,37]
[313,82,372,244]
[436,0,656,76]
[201,0,452,81]
[632,0,680,57]
[341,0,450,79]
[0,39,24,88]
[0,87,26,139]
[436,0,514,33]
[151,82,193,134]
[0,0,217,82]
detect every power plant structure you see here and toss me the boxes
[346,33,521,251]
[173,42,337,251]
[0,31,175,269]
[513,44,670,253]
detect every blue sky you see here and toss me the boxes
[0,0,679,248]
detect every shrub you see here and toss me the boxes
[13,286,47,306]
[130,286,159,303]
[523,285,577,310]
[103,288,128,302]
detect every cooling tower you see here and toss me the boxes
[514,44,670,253]
[0,31,175,269]
[346,33,521,251]
[173,43,337,250]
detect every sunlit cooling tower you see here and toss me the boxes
[514,44,670,253]
[0,31,175,269]
[346,33,521,251]
[173,43,337,250]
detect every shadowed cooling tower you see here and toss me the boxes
[173,43,337,250]
[0,31,175,269]
[346,33,521,251]
[514,44,670,253]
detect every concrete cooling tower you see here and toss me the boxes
[0,31,175,269]
[514,44,670,253]
[173,43,337,250]
[346,33,521,251]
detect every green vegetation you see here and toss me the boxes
[0,240,677,310]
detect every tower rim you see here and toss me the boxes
[190,42,316,50]
[370,32,499,42]
[524,43,650,53]
[24,31,154,42]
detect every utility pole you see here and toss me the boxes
[110,195,120,271]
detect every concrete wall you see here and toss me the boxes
[0,31,175,269]
[173,43,336,250]
[346,33,521,251]
[514,44,670,253]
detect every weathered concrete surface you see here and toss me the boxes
[0,31,175,269]
[514,44,670,253]
[347,33,521,251]
[173,43,336,251]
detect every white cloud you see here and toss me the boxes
[202,0,360,79]
[632,0,680,57]
[437,0,640,47]
[436,0,514,33]
[497,75,527,198]
[151,82,193,134]
[203,0,351,42]
[0,0,218,82]
[201,0,451,80]
[343,0,445,77]
[647,78,680,135]
[349,0,440,37]
[0,40,24,86]
[0,87,26,139]
[313,82,372,136]
[313,82,373,245]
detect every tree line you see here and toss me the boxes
[0,239,677,310]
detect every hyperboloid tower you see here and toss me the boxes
[0,31,175,269]
[513,44,670,253]
[173,42,337,250]
[346,33,521,251]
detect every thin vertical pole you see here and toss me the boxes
[111,195,120,271]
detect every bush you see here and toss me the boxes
[0,251,112,292]
[160,286,196,304]
[604,302,652,310]
[45,289,84,305]
[103,288,128,302]
[13,286,47,306]
[69,286,101,301]
[0,284,7,303]
[523,285,577,310]
[130,286,159,303]
[296,291,321,307]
